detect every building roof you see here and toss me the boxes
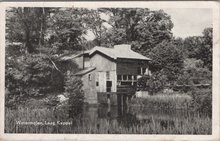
[74,67,96,76]
[59,54,81,61]
[59,44,151,61]
[89,44,151,61]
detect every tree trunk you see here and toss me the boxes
[25,30,34,53]
[23,7,34,53]
[39,8,45,48]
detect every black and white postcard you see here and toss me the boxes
[0,1,219,141]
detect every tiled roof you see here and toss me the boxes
[59,44,151,61]
[89,45,151,61]
[74,67,96,76]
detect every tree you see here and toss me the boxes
[148,41,184,84]
[183,36,203,58]
[6,7,52,53]
[83,9,108,46]
[198,28,212,70]
[47,8,86,54]
[5,8,86,108]
[99,8,174,55]
[183,27,213,71]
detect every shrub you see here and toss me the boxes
[147,72,167,95]
[190,88,212,117]
[64,73,84,117]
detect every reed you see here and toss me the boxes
[130,93,192,109]
[5,106,211,134]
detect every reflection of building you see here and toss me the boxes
[61,44,151,104]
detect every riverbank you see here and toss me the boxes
[130,93,192,110]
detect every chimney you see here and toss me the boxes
[114,44,131,51]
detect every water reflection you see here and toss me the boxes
[65,102,209,134]
[74,104,203,130]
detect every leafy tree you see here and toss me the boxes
[148,41,184,84]
[47,8,86,54]
[5,8,86,109]
[99,8,173,54]
[83,9,108,46]
[183,28,212,71]
[177,58,212,86]
[6,7,52,53]
[198,28,212,70]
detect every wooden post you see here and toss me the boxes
[107,96,111,106]
[121,95,123,107]
[121,95,123,114]
[126,96,128,106]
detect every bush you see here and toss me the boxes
[190,88,212,117]
[64,73,84,117]
[5,52,64,108]
[147,72,167,95]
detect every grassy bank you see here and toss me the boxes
[130,93,192,110]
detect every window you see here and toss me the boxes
[106,71,110,80]
[88,74,91,81]
[128,75,132,80]
[133,75,137,80]
[106,81,112,92]
[123,75,127,80]
[96,81,99,86]
[137,67,141,75]
[121,82,132,86]
[142,67,146,75]
[137,67,146,75]
[117,75,122,80]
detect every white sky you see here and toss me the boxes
[84,8,212,40]
[162,8,212,38]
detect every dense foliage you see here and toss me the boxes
[64,73,84,117]
[5,8,86,111]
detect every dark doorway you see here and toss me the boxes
[106,81,112,92]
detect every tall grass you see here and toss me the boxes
[5,106,211,134]
[130,93,192,109]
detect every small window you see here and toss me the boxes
[117,75,122,80]
[133,75,137,80]
[96,81,99,86]
[106,71,110,80]
[123,75,127,80]
[137,67,141,75]
[121,82,132,86]
[128,75,132,80]
[88,74,91,81]
[142,67,146,75]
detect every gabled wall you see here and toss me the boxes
[73,56,84,69]
[81,71,97,104]
[90,53,117,93]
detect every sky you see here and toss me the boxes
[161,8,212,38]
[85,8,212,40]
